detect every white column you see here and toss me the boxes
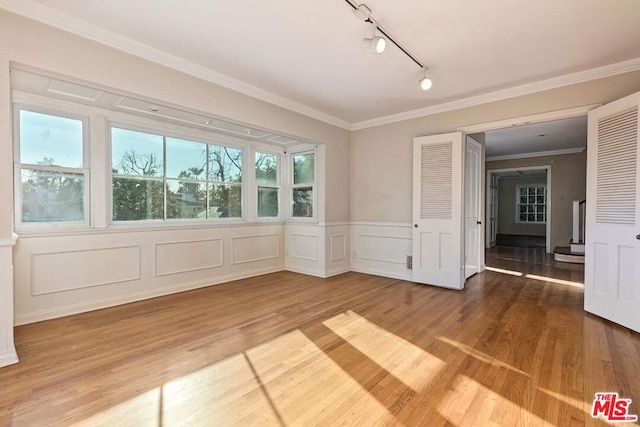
[0,234,18,367]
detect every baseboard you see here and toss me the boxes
[284,265,327,278]
[350,266,412,281]
[14,266,284,326]
[324,266,351,278]
[0,346,19,368]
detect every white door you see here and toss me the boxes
[412,132,464,289]
[585,91,640,333]
[486,173,498,248]
[465,136,482,279]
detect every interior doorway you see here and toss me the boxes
[486,167,551,253]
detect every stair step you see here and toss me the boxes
[553,246,585,264]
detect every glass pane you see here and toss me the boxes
[255,152,278,184]
[528,196,536,203]
[166,137,207,180]
[519,213,527,222]
[166,180,207,219]
[209,145,242,183]
[536,196,544,204]
[528,214,535,222]
[258,187,278,217]
[520,196,527,204]
[209,184,241,218]
[519,205,527,213]
[536,214,545,222]
[21,169,84,222]
[111,127,164,177]
[293,153,314,185]
[536,205,544,213]
[537,187,545,195]
[20,110,83,168]
[528,205,535,213]
[292,187,313,217]
[112,177,164,221]
[519,187,527,196]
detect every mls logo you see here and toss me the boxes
[591,392,638,423]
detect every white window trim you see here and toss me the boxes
[515,183,547,224]
[13,103,91,230]
[288,148,317,223]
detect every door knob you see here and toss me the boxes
[477,221,482,225]
[637,234,640,240]
[414,224,418,228]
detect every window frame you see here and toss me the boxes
[515,184,547,224]
[108,121,247,225]
[13,104,91,230]
[254,148,282,222]
[288,149,316,222]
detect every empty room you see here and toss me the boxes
[1,1,640,426]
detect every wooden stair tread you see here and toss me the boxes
[553,246,584,256]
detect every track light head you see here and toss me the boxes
[419,68,433,90]
[362,35,386,54]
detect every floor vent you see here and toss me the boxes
[406,255,413,270]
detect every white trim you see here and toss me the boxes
[351,59,636,130]
[350,267,411,281]
[0,0,351,130]
[350,221,412,228]
[14,265,284,325]
[0,348,19,368]
[458,104,601,133]
[486,166,552,253]
[0,234,18,247]
[487,148,585,162]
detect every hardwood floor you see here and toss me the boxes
[1,247,638,426]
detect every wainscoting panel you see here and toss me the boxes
[291,234,319,261]
[155,239,223,276]
[232,234,279,265]
[331,234,347,261]
[32,246,141,295]
[351,223,412,281]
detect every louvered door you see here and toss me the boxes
[585,92,640,333]
[412,132,464,289]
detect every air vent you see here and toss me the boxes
[406,255,413,270]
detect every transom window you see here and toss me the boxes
[111,126,242,222]
[15,108,88,226]
[516,184,547,223]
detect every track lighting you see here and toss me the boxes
[345,1,434,91]
[362,23,386,54]
[419,69,433,91]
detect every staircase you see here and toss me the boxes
[554,200,585,264]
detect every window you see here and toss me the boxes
[255,151,279,218]
[517,185,547,223]
[15,108,88,226]
[291,152,314,218]
[111,126,243,222]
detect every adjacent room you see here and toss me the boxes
[1,1,639,425]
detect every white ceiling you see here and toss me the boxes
[484,116,587,159]
[4,0,640,127]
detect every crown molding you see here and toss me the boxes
[351,58,640,130]
[0,0,352,130]
[486,147,585,162]
[2,1,639,133]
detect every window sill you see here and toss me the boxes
[16,220,286,238]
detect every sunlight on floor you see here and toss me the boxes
[525,274,584,288]
[437,336,529,376]
[485,266,524,276]
[323,310,446,392]
[72,388,161,426]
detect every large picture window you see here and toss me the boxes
[516,184,547,223]
[16,109,88,226]
[291,152,314,218]
[111,126,243,222]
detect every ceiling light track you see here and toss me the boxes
[343,0,432,90]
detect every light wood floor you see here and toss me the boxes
[1,247,638,426]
